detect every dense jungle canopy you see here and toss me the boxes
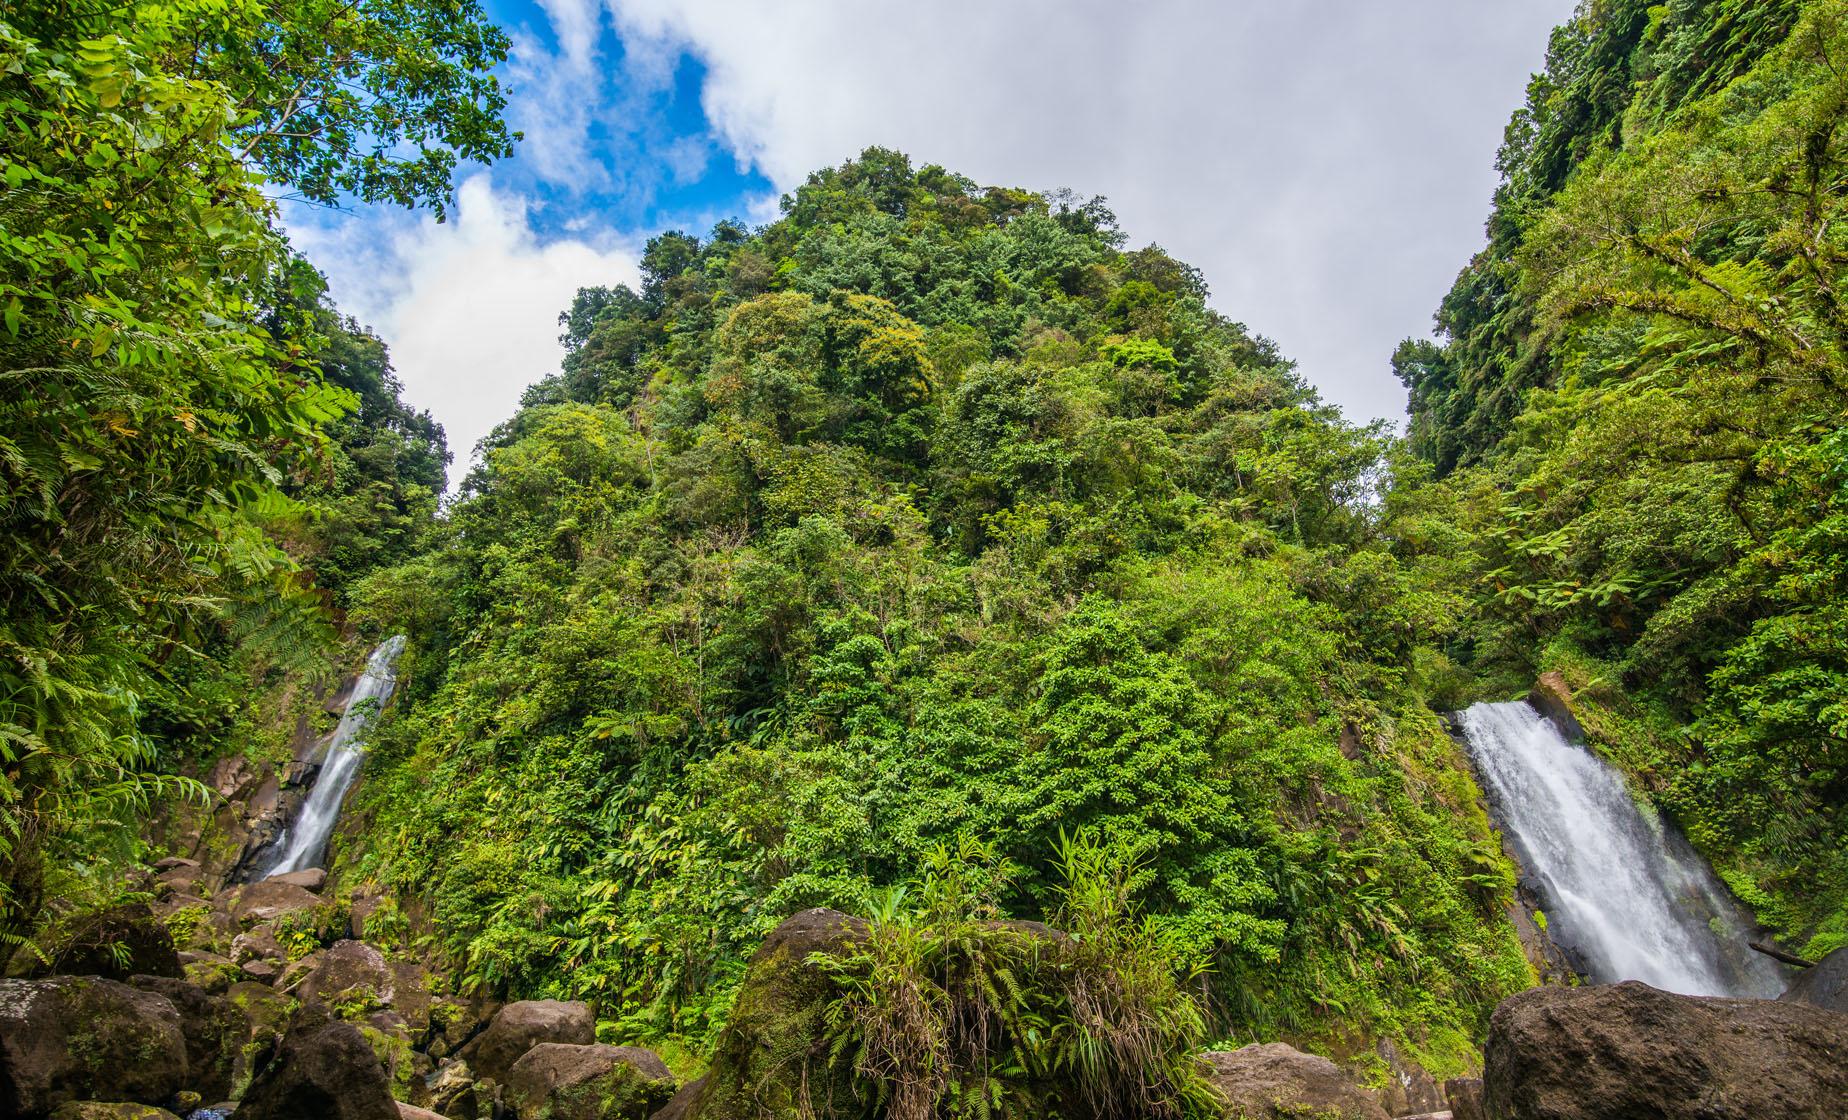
[3,0,1846,1105]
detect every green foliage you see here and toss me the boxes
[816,832,1217,1120]
[343,149,1530,1065]
[0,0,491,939]
[1396,0,1848,948]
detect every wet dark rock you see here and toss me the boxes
[1443,1076,1484,1120]
[503,1043,676,1120]
[281,940,390,1009]
[235,1004,397,1120]
[647,1076,705,1120]
[128,975,244,1102]
[1780,947,1848,1015]
[458,999,595,1083]
[1527,671,1584,741]
[0,976,188,1116]
[27,902,183,981]
[1483,980,1848,1120]
[1199,1043,1389,1120]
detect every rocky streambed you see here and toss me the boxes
[2,864,1845,1120]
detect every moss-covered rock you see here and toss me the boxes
[677,909,869,1120]
[504,1043,676,1120]
[459,999,595,1083]
[225,980,298,1096]
[128,975,244,1102]
[0,976,188,1117]
[1199,1044,1388,1120]
[45,1104,182,1120]
[22,902,183,982]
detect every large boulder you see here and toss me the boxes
[128,975,244,1102]
[1780,947,1848,1015]
[504,1043,676,1120]
[227,879,325,926]
[0,976,188,1116]
[236,1004,398,1120]
[1483,980,1848,1120]
[224,981,299,1095]
[267,868,327,893]
[27,902,182,981]
[1443,1076,1485,1120]
[1199,1043,1388,1120]
[677,909,868,1120]
[649,1076,705,1120]
[459,999,595,1083]
[282,939,391,1010]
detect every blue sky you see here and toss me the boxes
[289,0,1576,463]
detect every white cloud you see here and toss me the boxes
[288,176,643,464]
[605,0,1574,424]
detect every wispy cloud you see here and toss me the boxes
[289,176,643,461]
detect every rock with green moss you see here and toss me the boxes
[503,1043,676,1120]
[675,908,868,1120]
[225,980,298,1095]
[1200,1044,1388,1120]
[128,975,244,1102]
[236,1003,398,1120]
[46,1103,182,1120]
[23,903,183,982]
[459,999,595,1083]
[177,951,242,995]
[0,976,188,1116]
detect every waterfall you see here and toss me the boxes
[1457,700,1786,998]
[260,635,407,878]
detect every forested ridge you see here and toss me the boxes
[4,0,1847,1115]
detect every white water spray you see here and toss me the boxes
[1457,700,1785,997]
[261,635,407,877]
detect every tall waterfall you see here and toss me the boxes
[1457,700,1785,998]
[261,635,407,877]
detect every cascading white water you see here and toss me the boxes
[260,635,407,877]
[1457,700,1786,998]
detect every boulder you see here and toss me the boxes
[29,902,183,981]
[1483,980,1848,1120]
[648,1076,705,1120]
[228,880,323,926]
[1374,1036,1442,1116]
[0,976,188,1116]
[128,975,244,1102]
[458,999,595,1083]
[427,1060,484,1119]
[1200,1044,1388,1120]
[266,868,327,893]
[283,940,391,1010]
[236,1004,398,1120]
[680,909,869,1120]
[504,1043,677,1120]
[396,1105,449,1120]
[177,950,241,994]
[1780,947,1848,1015]
[46,1105,181,1120]
[225,981,299,1094]
[229,925,288,966]
[241,959,281,984]
[1443,1076,1484,1120]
